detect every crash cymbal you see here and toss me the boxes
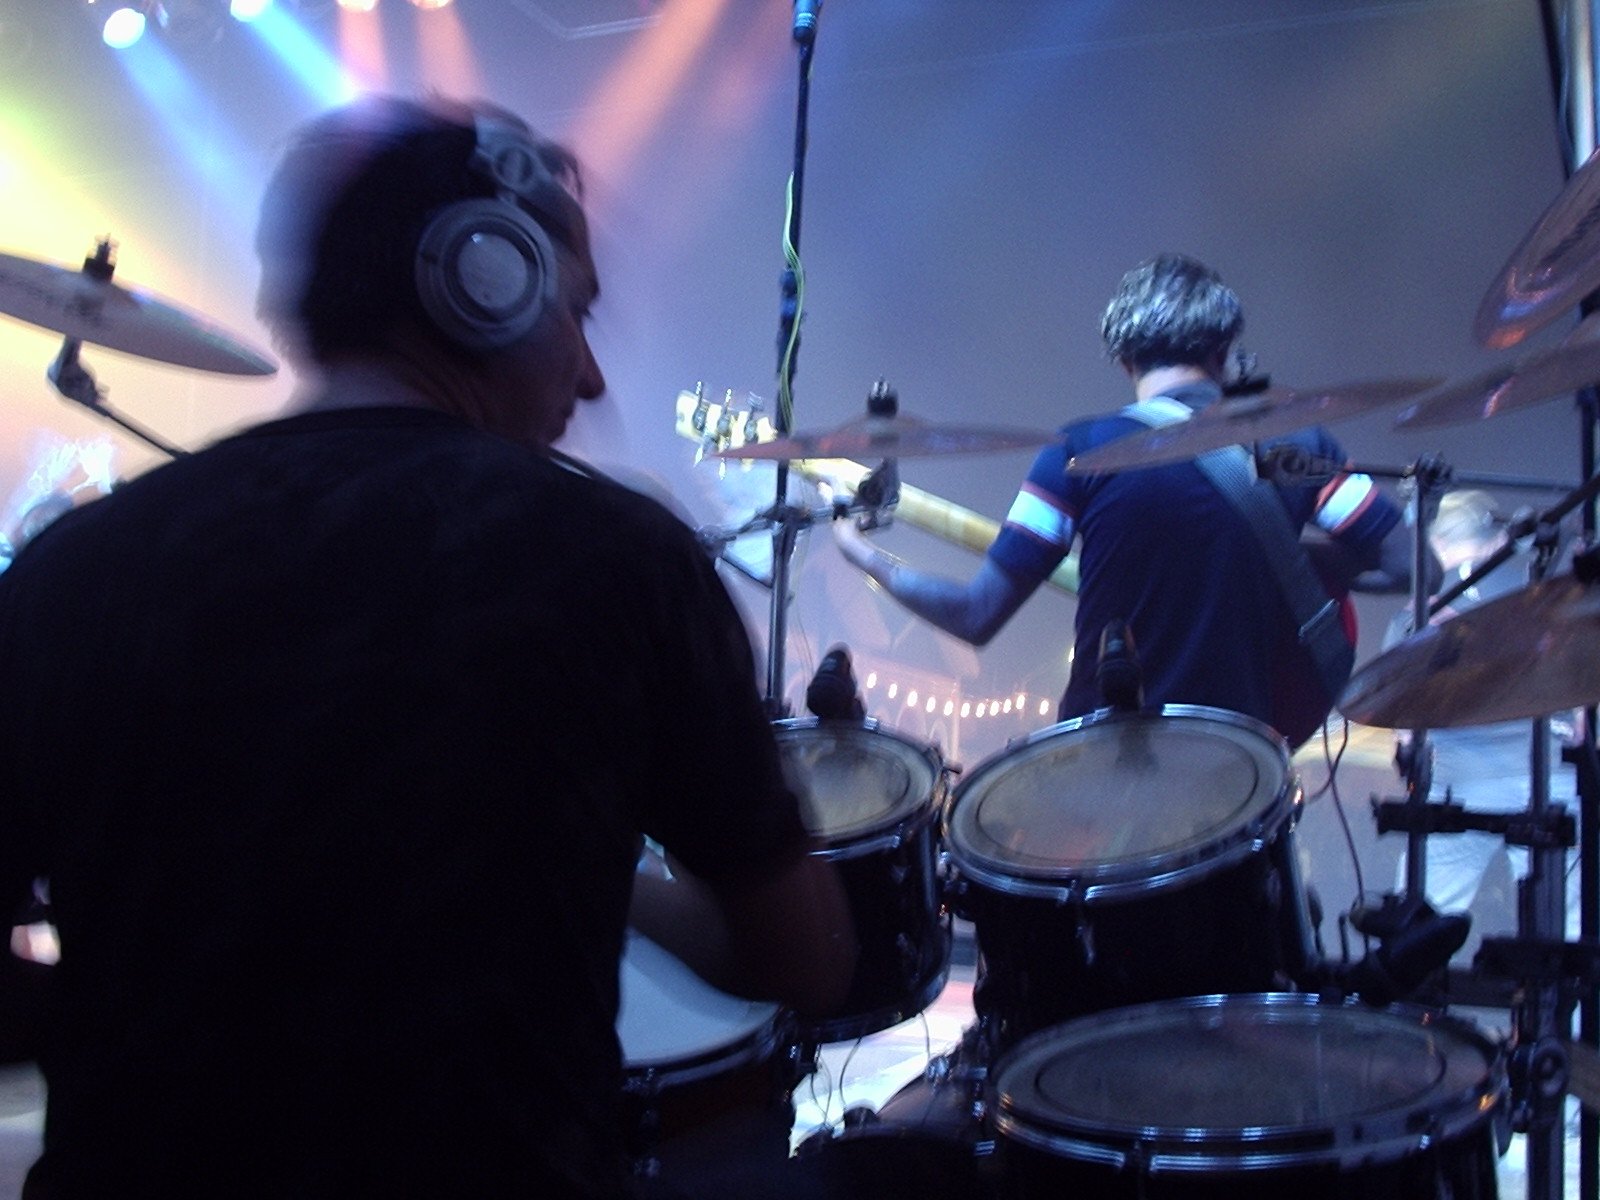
[1065,377,1442,474]
[0,247,276,376]
[1393,332,1600,430]
[1475,145,1600,350]
[710,411,1056,460]
[1338,569,1600,729]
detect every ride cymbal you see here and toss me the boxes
[710,411,1055,460]
[1338,569,1600,729]
[1065,377,1442,474]
[0,247,277,376]
[1394,333,1600,430]
[1475,145,1600,351]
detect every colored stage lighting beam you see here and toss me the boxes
[110,35,258,239]
[242,1,363,105]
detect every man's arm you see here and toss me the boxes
[0,904,52,1064]
[1306,472,1440,596]
[629,845,857,1019]
[832,519,1037,646]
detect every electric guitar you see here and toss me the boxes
[673,388,1351,745]
[673,388,1079,594]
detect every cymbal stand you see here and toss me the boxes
[1357,463,1600,1200]
[47,337,190,460]
[1490,515,1577,1200]
[40,243,189,460]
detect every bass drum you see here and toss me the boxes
[617,931,796,1186]
[774,718,951,1043]
[988,993,1508,1199]
[944,705,1315,1054]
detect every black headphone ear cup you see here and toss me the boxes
[414,198,558,351]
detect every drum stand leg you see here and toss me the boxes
[1475,803,1595,1200]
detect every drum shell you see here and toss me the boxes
[943,706,1315,1051]
[774,718,952,1043]
[988,993,1507,1200]
[616,933,796,1174]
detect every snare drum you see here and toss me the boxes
[989,993,1508,1199]
[774,718,950,1043]
[944,706,1314,1052]
[617,932,791,1175]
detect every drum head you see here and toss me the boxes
[947,706,1290,894]
[992,993,1504,1171]
[617,932,779,1073]
[773,719,939,843]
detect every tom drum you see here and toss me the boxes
[944,705,1316,1053]
[774,717,951,1043]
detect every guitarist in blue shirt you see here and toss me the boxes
[835,253,1424,748]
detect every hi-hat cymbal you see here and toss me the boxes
[0,249,277,376]
[1064,377,1442,474]
[1393,333,1600,430]
[709,411,1056,460]
[1338,570,1600,729]
[1475,145,1600,351]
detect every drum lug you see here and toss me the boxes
[1075,908,1096,968]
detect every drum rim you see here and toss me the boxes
[944,705,1295,900]
[772,716,946,846]
[621,1017,784,1087]
[617,932,784,1077]
[989,992,1507,1173]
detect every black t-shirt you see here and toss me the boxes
[0,407,806,1198]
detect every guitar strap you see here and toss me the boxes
[1122,399,1354,704]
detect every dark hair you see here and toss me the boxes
[254,94,584,364]
[1099,254,1243,374]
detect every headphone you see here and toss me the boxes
[413,116,568,351]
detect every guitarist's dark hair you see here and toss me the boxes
[1101,254,1244,374]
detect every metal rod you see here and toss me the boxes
[763,36,818,714]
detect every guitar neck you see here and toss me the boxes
[675,390,1079,595]
[788,462,1080,596]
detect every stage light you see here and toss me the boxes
[408,0,453,9]
[230,0,272,21]
[101,5,148,48]
[336,0,377,10]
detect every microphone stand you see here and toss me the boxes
[761,20,819,716]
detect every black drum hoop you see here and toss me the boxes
[989,992,1509,1176]
[945,705,1297,904]
[772,716,948,856]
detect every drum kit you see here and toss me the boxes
[653,145,1600,1200]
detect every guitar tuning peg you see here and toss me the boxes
[690,381,709,435]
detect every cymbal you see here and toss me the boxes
[1064,377,1442,474]
[0,249,277,376]
[1475,145,1600,351]
[1338,570,1600,729]
[1393,333,1600,430]
[709,411,1056,461]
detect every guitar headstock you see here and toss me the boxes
[674,385,778,460]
